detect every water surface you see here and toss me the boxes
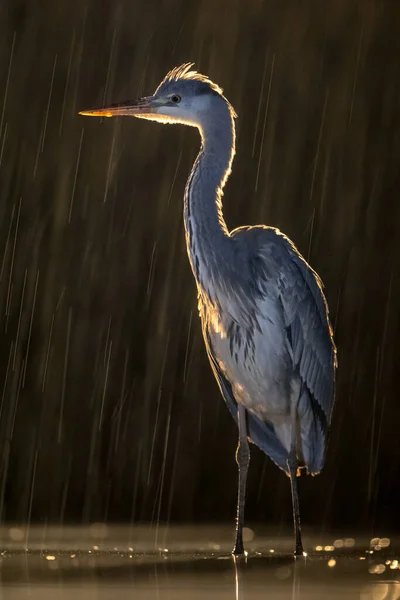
[0,526,398,599]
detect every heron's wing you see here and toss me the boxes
[255,227,336,425]
[203,323,290,474]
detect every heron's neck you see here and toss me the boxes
[184,110,235,290]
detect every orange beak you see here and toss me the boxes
[79,96,155,117]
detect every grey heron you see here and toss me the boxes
[80,63,337,557]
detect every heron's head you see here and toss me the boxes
[79,63,236,131]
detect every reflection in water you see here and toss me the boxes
[233,553,304,600]
[233,556,240,600]
[0,552,399,600]
[292,559,300,600]
[361,582,400,600]
[0,528,398,599]
[231,550,400,600]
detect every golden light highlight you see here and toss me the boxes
[79,110,113,117]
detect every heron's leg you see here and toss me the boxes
[232,404,250,556]
[288,447,303,556]
[287,403,304,557]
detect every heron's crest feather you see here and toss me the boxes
[157,63,238,118]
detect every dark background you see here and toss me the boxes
[0,0,399,535]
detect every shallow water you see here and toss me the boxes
[0,526,398,599]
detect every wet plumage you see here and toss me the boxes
[203,224,335,475]
[80,63,337,556]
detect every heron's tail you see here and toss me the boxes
[298,385,327,475]
[247,412,290,474]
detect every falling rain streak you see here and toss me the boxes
[0,32,16,149]
[254,53,275,193]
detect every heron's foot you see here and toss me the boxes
[232,540,245,555]
[294,545,305,557]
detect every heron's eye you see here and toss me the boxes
[171,94,181,104]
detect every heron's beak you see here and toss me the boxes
[79,96,157,118]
